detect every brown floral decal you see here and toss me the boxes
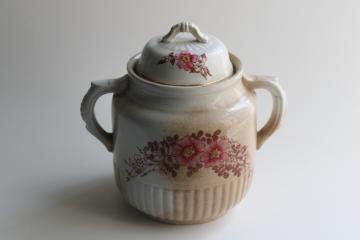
[125,130,249,181]
[158,51,212,79]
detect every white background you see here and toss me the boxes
[1,0,359,239]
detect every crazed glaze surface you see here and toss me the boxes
[110,53,257,223]
[124,129,249,181]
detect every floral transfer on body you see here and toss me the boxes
[125,130,249,181]
[158,51,212,79]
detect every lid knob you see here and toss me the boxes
[161,22,208,43]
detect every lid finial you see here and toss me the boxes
[161,22,208,43]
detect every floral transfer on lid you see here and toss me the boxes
[158,51,212,79]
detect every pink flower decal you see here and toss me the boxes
[158,51,212,79]
[203,139,231,167]
[125,130,249,181]
[175,136,202,166]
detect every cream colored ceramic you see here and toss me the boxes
[137,22,233,86]
[81,22,286,224]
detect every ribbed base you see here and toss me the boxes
[115,169,253,224]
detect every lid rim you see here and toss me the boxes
[127,52,243,91]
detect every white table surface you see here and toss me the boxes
[1,0,360,239]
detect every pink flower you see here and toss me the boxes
[175,136,202,166]
[203,139,231,167]
[175,51,198,72]
[158,52,212,79]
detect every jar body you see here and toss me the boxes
[80,52,286,224]
[112,75,257,224]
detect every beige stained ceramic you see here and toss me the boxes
[81,22,286,224]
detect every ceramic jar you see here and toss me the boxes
[81,22,286,224]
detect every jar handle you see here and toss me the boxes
[242,74,287,149]
[80,76,128,152]
[161,22,208,43]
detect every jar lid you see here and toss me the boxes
[135,22,233,86]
